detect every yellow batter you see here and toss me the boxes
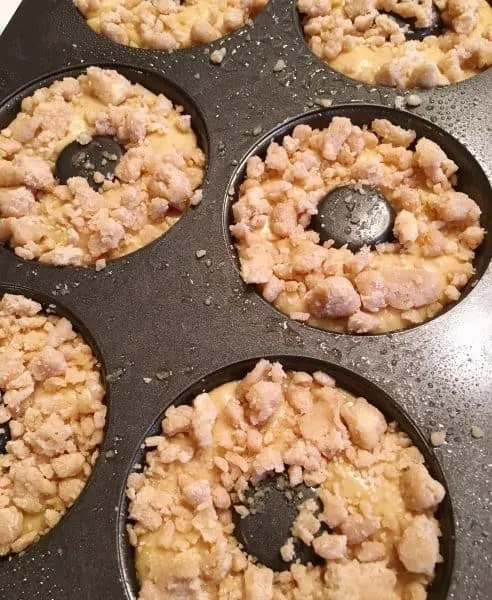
[127,360,446,600]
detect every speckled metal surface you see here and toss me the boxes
[0,1,490,599]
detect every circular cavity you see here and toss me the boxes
[232,473,325,571]
[227,105,491,335]
[121,356,454,600]
[73,0,269,50]
[0,65,208,267]
[0,289,106,555]
[297,0,492,89]
[55,135,125,190]
[310,184,396,251]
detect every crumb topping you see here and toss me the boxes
[127,359,446,599]
[0,293,106,554]
[231,116,483,334]
[74,0,268,50]
[299,0,492,89]
[0,67,205,266]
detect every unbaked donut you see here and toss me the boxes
[299,0,492,88]
[0,67,205,267]
[126,359,446,599]
[231,116,484,333]
[74,0,268,50]
[0,293,106,555]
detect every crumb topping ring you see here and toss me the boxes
[73,0,269,50]
[230,108,486,334]
[125,358,452,600]
[298,0,492,89]
[0,292,106,555]
[0,66,206,267]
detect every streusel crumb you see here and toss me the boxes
[74,0,268,50]
[0,293,106,554]
[299,0,492,89]
[127,359,445,599]
[231,116,483,333]
[0,67,205,266]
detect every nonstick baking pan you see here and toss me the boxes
[0,1,490,599]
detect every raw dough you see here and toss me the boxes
[0,67,205,266]
[299,0,492,88]
[74,0,268,50]
[127,359,446,600]
[0,293,106,555]
[231,116,484,333]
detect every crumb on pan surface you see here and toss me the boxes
[0,67,205,266]
[126,359,446,600]
[0,293,106,555]
[73,0,268,50]
[230,116,484,334]
[298,0,492,89]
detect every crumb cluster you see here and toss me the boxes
[299,0,492,88]
[0,294,106,555]
[0,67,205,266]
[231,116,484,334]
[127,359,446,600]
[74,0,268,50]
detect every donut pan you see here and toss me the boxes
[0,1,490,599]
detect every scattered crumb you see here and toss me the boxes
[143,377,152,384]
[235,504,250,518]
[430,430,446,447]
[280,537,296,562]
[196,249,207,259]
[155,370,171,381]
[406,94,422,108]
[316,98,333,108]
[95,258,106,272]
[93,171,105,184]
[470,426,484,439]
[394,95,405,109]
[210,47,227,65]
[273,59,286,72]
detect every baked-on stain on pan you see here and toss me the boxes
[0,0,490,598]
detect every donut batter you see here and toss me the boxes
[126,360,446,600]
[0,67,205,267]
[0,293,106,555]
[299,0,492,88]
[74,0,268,50]
[231,116,484,333]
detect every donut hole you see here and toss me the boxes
[224,104,491,335]
[0,64,209,268]
[118,356,454,600]
[0,284,107,557]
